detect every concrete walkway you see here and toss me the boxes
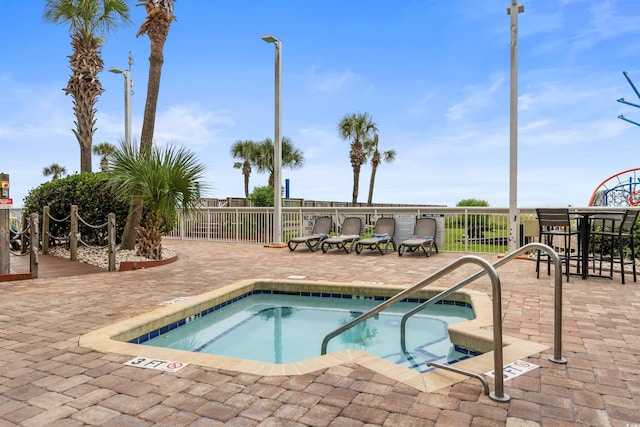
[0,238,638,426]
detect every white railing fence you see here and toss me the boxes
[167,206,542,254]
[14,205,623,255]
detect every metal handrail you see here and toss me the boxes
[400,242,566,365]
[320,255,511,402]
[320,243,567,402]
[426,362,490,395]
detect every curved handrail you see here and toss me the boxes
[400,242,565,364]
[320,255,511,401]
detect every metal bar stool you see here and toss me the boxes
[590,209,639,284]
[588,213,622,279]
[535,208,580,281]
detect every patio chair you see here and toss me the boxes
[587,212,623,280]
[535,208,580,281]
[589,209,639,284]
[398,217,438,257]
[287,216,332,252]
[355,217,397,255]
[321,217,362,254]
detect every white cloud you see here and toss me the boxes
[153,104,236,151]
[445,75,505,121]
[306,67,364,92]
[294,126,340,163]
[0,78,73,142]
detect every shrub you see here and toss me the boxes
[249,185,274,207]
[457,198,489,207]
[22,172,131,245]
[452,199,491,232]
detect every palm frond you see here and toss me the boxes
[106,141,207,226]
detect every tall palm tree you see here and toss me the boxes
[43,163,67,181]
[253,137,305,187]
[337,112,378,205]
[44,0,131,173]
[119,0,176,250]
[136,0,176,154]
[364,133,396,206]
[230,140,258,200]
[107,141,206,259]
[92,141,116,171]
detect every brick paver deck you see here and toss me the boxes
[0,238,638,426]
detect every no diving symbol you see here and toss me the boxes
[513,360,532,368]
[166,362,183,370]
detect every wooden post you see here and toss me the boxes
[30,213,38,279]
[0,209,8,275]
[20,213,28,255]
[108,213,116,272]
[70,205,78,261]
[42,206,50,255]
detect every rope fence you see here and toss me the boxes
[76,210,110,248]
[43,208,71,246]
[42,205,117,272]
[1,213,39,278]
[9,221,30,257]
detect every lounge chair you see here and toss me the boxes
[398,217,438,257]
[321,217,362,254]
[355,217,397,255]
[287,216,332,252]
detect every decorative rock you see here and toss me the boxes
[47,246,177,271]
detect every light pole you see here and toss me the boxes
[262,34,283,244]
[109,52,133,148]
[507,1,523,253]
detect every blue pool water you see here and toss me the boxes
[134,292,478,372]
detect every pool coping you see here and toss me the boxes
[79,279,548,392]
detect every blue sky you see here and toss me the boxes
[2,0,640,208]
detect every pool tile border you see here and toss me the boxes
[127,288,473,346]
[79,278,548,392]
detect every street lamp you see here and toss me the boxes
[109,52,133,148]
[262,34,283,244]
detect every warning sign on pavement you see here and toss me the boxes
[125,356,187,372]
[485,359,539,380]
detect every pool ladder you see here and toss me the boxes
[320,243,567,403]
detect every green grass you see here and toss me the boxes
[443,227,509,253]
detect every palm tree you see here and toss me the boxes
[119,0,176,250]
[364,133,396,206]
[92,141,116,171]
[44,0,131,173]
[337,112,378,205]
[107,141,206,259]
[136,0,176,154]
[43,163,67,181]
[253,137,305,187]
[230,140,258,200]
